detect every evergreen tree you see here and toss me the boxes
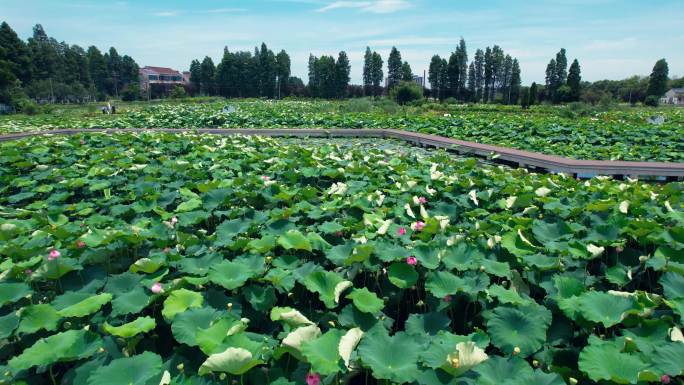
[106,47,122,96]
[401,61,413,81]
[308,54,317,96]
[0,22,31,84]
[387,47,402,90]
[439,58,448,101]
[483,47,493,102]
[363,47,372,96]
[335,51,351,98]
[555,48,568,85]
[567,59,581,101]
[466,61,476,101]
[200,56,215,95]
[529,82,538,105]
[370,51,383,97]
[545,59,557,102]
[189,59,201,90]
[647,59,669,97]
[258,43,277,98]
[509,59,521,104]
[455,38,468,99]
[275,50,290,97]
[87,46,107,95]
[473,49,484,102]
[428,55,444,100]
[447,52,459,99]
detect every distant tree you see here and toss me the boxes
[473,49,484,102]
[456,38,468,100]
[170,85,186,99]
[466,61,476,101]
[671,77,684,89]
[428,55,444,100]
[567,59,581,102]
[363,47,372,96]
[483,47,493,102]
[287,76,306,97]
[647,59,669,97]
[390,81,422,105]
[121,83,140,101]
[509,59,521,104]
[370,51,384,97]
[335,51,351,98]
[545,58,557,102]
[0,22,31,84]
[529,82,538,105]
[257,43,277,98]
[387,47,402,90]
[401,61,413,81]
[555,49,568,86]
[520,86,530,109]
[200,56,215,95]
[189,59,201,90]
[275,50,291,97]
[87,46,108,95]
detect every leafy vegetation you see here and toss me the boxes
[1,100,682,162]
[0,132,682,384]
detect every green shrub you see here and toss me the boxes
[644,95,660,107]
[170,85,187,99]
[341,98,373,113]
[390,81,423,105]
[16,98,39,115]
[121,84,141,102]
[374,98,400,114]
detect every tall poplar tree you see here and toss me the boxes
[387,47,402,90]
[567,59,581,101]
[647,59,669,97]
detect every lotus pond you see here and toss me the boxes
[1,100,683,162]
[0,133,683,385]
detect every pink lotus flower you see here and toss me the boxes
[48,249,60,261]
[414,221,425,231]
[25,269,32,275]
[163,247,171,253]
[335,231,343,237]
[76,240,86,248]
[398,227,407,236]
[170,216,178,226]
[261,175,270,181]
[418,196,427,204]
[661,375,671,384]
[306,373,320,385]
[151,282,163,294]
[444,295,452,303]
[80,139,86,145]
[406,256,418,266]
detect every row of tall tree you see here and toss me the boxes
[307,52,351,99]
[544,49,582,103]
[428,40,522,104]
[187,43,292,99]
[0,22,138,105]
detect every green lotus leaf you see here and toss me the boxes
[357,326,422,383]
[270,307,314,327]
[577,291,639,327]
[17,304,61,334]
[9,329,102,371]
[54,292,112,318]
[413,245,440,269]
[419,330,489,370]
[162,288,204,320]
[649,342,684,377]
[196,318,249,355]
[578,337,645,384]
[510,369,566,385]
[281,325,322,359]
[488,285,534,306]
[425,271,470,298]
[103,316,156,338]
[472,356,533,385]
[209,259,259,291]
[501,230,537,257]
[87,351,163,385]
[660,272,684,300]
[0,282,31,306]
[388,262,418,289]
[0,312,19,339]
[176,198,202,212]
[346,287,384,314]
[243,285,277,312]
[247,235,277,253]
[171,307,223,346]
[198,347,263,376]
[441,242,484,271]
[35,257,83,280]
[405,312,451,336]
[303,271,350,308]
[301,329,344,375]
[277,230,312,251]
[486,305,551,356]
[104,272,150,317]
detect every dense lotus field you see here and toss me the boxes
[1,132,683,385]
[0,100,683,162]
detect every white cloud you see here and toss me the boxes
[153,11,179,17]
[317,0,411,14]
[204,8,247,14]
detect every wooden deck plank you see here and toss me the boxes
[1,128,682,178]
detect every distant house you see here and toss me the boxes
[661,88,684,105]
[412,75,425,88]
[139,66,186,91]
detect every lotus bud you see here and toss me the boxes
[328,321,336,327]
[569,377,578,385]
[639,255,649,263]
[98,347,105,353]
[532,360,539,367]
[450,357,460,368]
[479,265,486,272]
[287,292,293,297]
[265,256,272,264]
[64,321,72,329]
[219,373,226,381]
[176,363,184,371]
[417,300,425,307]
[512,346,521,355]
[227,303,233,310]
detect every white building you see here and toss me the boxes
[661,88,684,105]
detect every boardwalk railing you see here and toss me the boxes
[1,128,683,179]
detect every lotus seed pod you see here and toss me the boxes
[417,300,425,306]
[513,346,521,355]
[479,265,486,272]
[328,321,336,327]
[450,357,460,368]
[569,377,578,385]
[64,321,72,328]
[219,373,226,381]
[176,363,184,371]
[532,360,539,367]
[265,256,272,263]
[639,255,649,263]
[227,303,233,310]
[98,347,105,353]
[288,292,293,297]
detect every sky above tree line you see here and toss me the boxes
[2,0,683,85]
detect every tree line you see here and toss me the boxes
[427,40,522,104]
[0,22,139,107]
[187,43,294,99]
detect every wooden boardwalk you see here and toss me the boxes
[1,128,683,179]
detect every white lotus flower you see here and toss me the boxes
[446,342,488,371]
[505,196,517,209]
[469,190,479,206]
[535,187,551,197]
[420,205,429,219]
[404,203,416,218]
[587,244,605,257]
[619,201,629,214]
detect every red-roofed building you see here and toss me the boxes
[139,66,186,90]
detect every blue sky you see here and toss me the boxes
[2,0,683,84]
